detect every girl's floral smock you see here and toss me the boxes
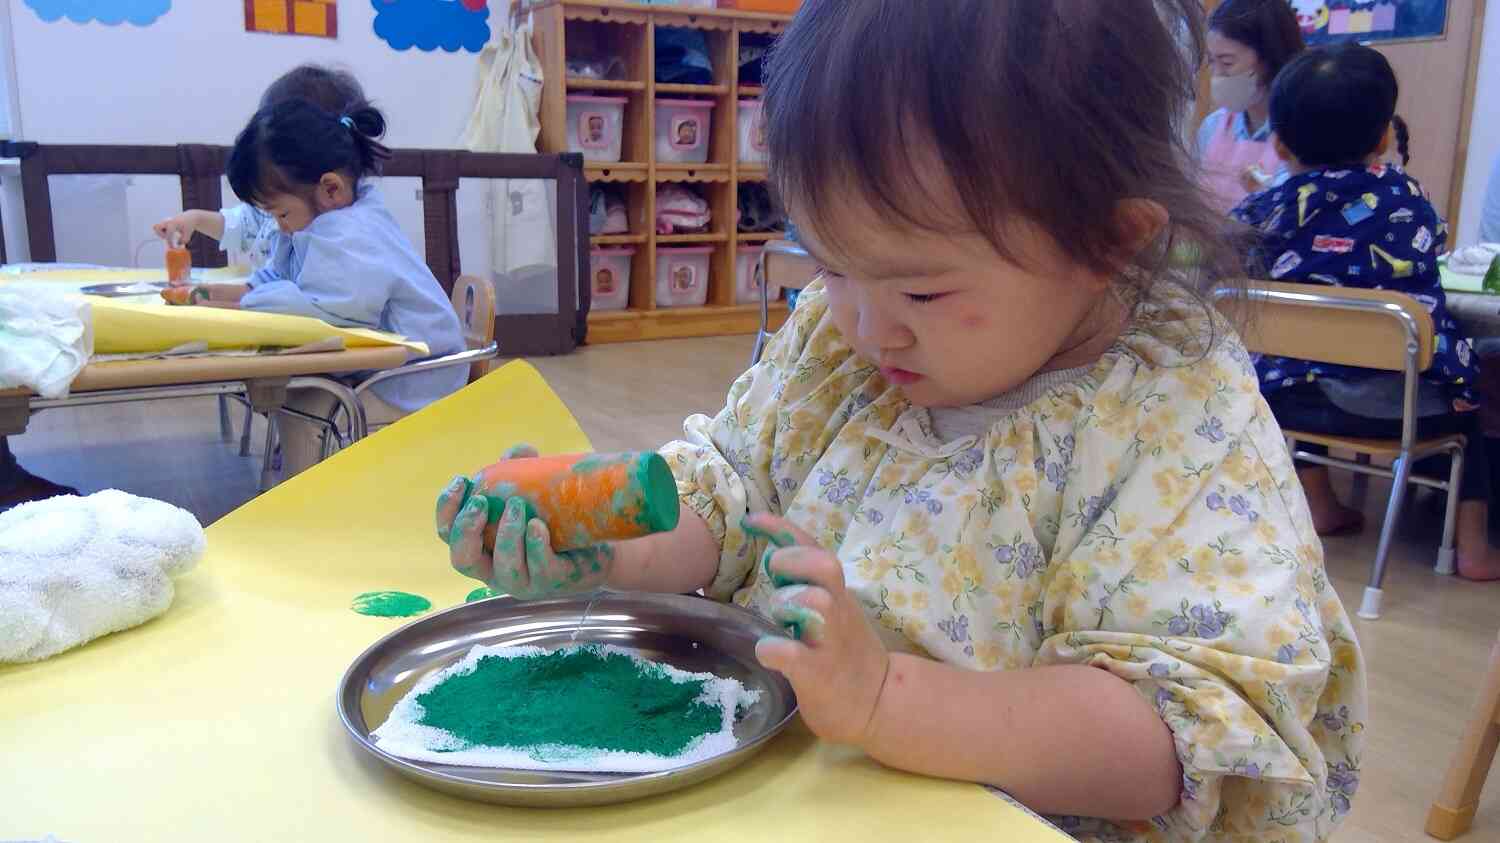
[1231,164,1479,410]
[660,281,1366,842]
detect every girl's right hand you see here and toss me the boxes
[153,213,195,248]
[436,445,615,599]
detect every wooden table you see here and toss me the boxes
[2,346,413,488]
[0,362,1064,842]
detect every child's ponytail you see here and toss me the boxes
[340,105,392,176]
[1392,114,1411,167]
[228,98,390,206]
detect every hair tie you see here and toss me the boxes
[340,115,355,131]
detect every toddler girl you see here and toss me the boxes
[1232,45,1499,579]
[176,99,463,476]
[441,2,1365,839]
[153,64,367,270]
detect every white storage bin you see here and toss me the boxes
[656,246,712,308]
[589,247,634,311]
[734,244,781,304]
[737,99,767,164]
[566,95,626,163]
[655,99,714,164]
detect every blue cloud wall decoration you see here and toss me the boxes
[372,0,491,53]
[24,0,171,26]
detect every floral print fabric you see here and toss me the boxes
[661,281,1367,841]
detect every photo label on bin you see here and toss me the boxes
[671,116,703,151]
[594,267,617,294]
[579,111,611,150]
[670,263,699,292]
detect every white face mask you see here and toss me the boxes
[1211,72,1261,113]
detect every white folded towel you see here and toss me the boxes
[0,490,205,663]
[0,290,93,398]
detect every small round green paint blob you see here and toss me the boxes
[465,586,501,603]
[351,590,433,617]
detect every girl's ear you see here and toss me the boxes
[1113,198,1169,257]
[1375,122,1394,159]
[1271,134,1297,167]
[315,172,354,212]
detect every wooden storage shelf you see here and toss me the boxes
[585,162,650,182]
[565,77,647,91]
[656,82,730,96]
[656,163,731,183]
[527,0,793,343]
[735,230,783,242]
[658,231,728,244]
[590,233,648,245]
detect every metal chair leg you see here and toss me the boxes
[1436,443,1464,576]
[258,415,279,492]
[239,403,255,457]
[217,395,233,442]
[1360,454,1412,620]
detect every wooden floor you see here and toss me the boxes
[11,334,1500,841]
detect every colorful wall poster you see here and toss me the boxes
[23,0,171,26]
[245,0,339,39]
[1288,0,1449,45]
[372,0,490,53]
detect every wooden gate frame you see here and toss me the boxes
[0,140,590,356]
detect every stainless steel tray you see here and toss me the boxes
[337,591,798,807]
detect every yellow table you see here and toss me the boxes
[0,362,1064,842]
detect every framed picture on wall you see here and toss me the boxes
[245,0,338,39]
[1289,0,1450,45]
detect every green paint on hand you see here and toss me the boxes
[465,586,501,603]
[415,645,722,757]
[742,518,808,588]
[351,590,433,617]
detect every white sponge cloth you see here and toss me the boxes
[0,489,206,663]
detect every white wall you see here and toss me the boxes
[1457,0,1500,247]
[0,0,501,270]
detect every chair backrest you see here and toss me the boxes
[451,274,498,383]
[1219,280,1435,373]
[757,239,819,295]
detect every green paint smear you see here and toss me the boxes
[351,590,432,617]
[742,519,808,588]
[465,587,501,603]
[416,646,721,757]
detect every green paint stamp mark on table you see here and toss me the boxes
[351,590,433,617]
[465,586,501,603]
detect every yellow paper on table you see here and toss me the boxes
[0,362,1065,843]
[88,297,429,355]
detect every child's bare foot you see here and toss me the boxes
[1455,501,1500,581]
[1296,466,1365,536]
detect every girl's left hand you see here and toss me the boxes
[746,514,891,747]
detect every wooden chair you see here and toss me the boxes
[1427,630,1500,839]
[750,239,820,366]
[1219,281,1466,620]
[449,274,499,383]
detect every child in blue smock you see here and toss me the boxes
[1232,44,1500,579]
[171,99,463,476]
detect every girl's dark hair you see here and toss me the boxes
[227,100,391,206]
[1269,44,1397,168]
[259,63,368,114]
[1209,0,1306,83]
[764,0,1236,296]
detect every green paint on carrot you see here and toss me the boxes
[351,590,433,617]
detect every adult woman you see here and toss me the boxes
[1197,0,1305,213]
